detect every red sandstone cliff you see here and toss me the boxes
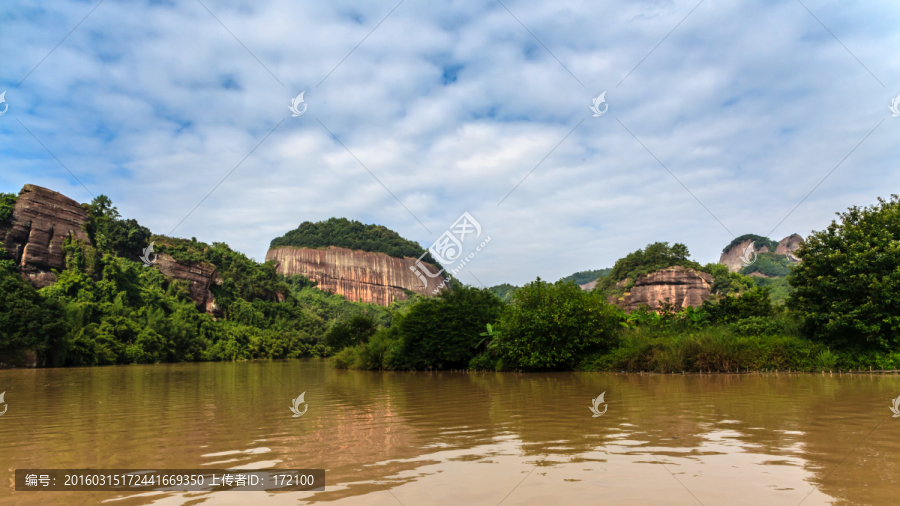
[0,184,92,287]
[775,234,803,262]
[719,235,802,273]
[266,246,446,306]
[153,253,222,314]
[610,266,714,312]
[0,185,223,313]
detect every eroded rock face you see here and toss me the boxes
[266,246,446,306]
[776,234,803,262]
[615,266,714,312]
[719,235,802,273]
[719,239,770,273]
[579,280,598,291]
[0,184,92,288]
[153,253,222,314]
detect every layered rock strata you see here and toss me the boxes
[611,266,714,312]
[266,246,446,306]
[153,253,222,315]
[0,184,92,287]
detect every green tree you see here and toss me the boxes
[494,278,619,370]
[788,195,900,348]
[0,263,66,365]
[392,285,504,369]
[325,315,378,350]
[83,195,151,259]
[0,192,17,225]
[598,242,700,293]
[701,286,773,324]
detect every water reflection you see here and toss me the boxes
[2,362,899,505]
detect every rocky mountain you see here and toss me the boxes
[775,234,803,262]
[719,234,802,273]
[608,266,714,312]
[0,184,92,288]
[266,246,446,306]
[0,184,224,313]
[153,253,222,315]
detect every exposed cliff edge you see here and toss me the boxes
[775,234,803,262]
[0,184,92,288]
[609,266,714,312]
[719,234,803,273]
[266,246,446,306]
[153,253,222,315]
[0,185,223,313]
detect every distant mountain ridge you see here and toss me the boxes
[559,268,612,286]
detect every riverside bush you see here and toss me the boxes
[788,195,900,349]
[492,278,619,370]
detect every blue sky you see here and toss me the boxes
[1,0,898,286]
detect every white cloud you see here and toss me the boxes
[1,0,898,285]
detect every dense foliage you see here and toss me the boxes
[488,279,620,370]
[4,188,899,374]
[722,234,779,254]
[270,217,440,265]
[0,257,65,364]
[82,195,152,260]
[488,283,519,303]
[0,195,409,367]
[333,285,504,370]
[0,192,17,225]
[558,268,612,285]
[739,252,795,278]
[788,195,900,349]
[597,242,699,293]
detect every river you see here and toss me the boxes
[2,360,899,505]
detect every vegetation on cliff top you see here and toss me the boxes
[722,234,780,254]
[0,192,18,225]
[0,195,398,366]
[270,217,440,266]
[336,194,900,373]
[558,268,612,285]
[2,190,898,373]
[597,242,699,293]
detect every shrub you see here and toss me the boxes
[788,195,900,349]
[701,286,773,324]
[392,285,504,369]
[494,278,620,370]
[729,316,784,336]
[324,315,378,350]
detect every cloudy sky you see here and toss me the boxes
[1,0,898,286]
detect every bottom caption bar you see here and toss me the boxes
[15,469,325,492]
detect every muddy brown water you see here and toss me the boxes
[2,360,899,505]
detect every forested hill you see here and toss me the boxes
[270,218,436,264]
[558,268,611,285]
